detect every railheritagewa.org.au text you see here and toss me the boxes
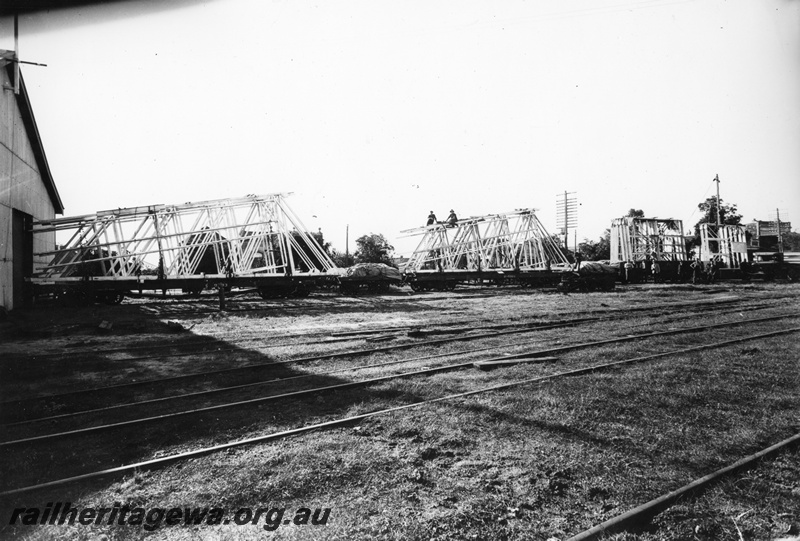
[8,502,331,532]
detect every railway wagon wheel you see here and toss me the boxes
[411,281,434,292]
[102,292,126,305]
[56,288,92,307]
[367,281,391,293]
[291,284,312,297]
[182,286,205,296]
[339,281,359,295]
[258,285,293,299]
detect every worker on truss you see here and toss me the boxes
[446,209,458,227]
[426,211,437,226]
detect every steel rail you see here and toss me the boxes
[0,332,374,364]
[2,326,797,496]
[0,298,771,419]
[0,295,749,362]
[2,313,797,446]
[0,315,589,364]
[2,308,522,361]
[0,303,790,419]
[566,432,800,541]
[121,287,787,318]
[78,287,741,318]
[0,296,758,407]
[3,303,790,426]
[2,347,491,426]
[0,317,603,407]
[63,288,518,316]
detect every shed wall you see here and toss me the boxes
[1,67,56,310]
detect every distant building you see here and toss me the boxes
[1,56,63,310]
[745,220,792,252]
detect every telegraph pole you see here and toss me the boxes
[2,15,47,95]
[714,174,721,229]
[556,191,577,253]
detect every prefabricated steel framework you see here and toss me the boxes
[28,194,336,300]
[609,217,688,263]
[400,209,569,288]
[698,223,747,268]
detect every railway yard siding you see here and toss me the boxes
[0,282,798,540]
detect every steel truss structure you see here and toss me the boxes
[610,217,688,263]
[402,209,569,274]
[29,194,334,297]
[698,224,747,268]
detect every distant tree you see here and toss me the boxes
[695,196,742,227]
[309,229,332,256]
[330,249,355,268]
[284,229,335,272]
[545,234,576,264]
[690,196,743,246]
[626,209,645,218]
[578,229,611,261]
[782,231,800,251]
[354,233,396,266]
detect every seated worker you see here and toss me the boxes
[426,211,437,226]
[446,209,458,226]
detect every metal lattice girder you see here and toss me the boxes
[699,224,747,267]
[401,209,568,272]
[609,217,688,263]
[31,194,335,279]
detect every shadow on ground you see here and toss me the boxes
[0,298,428,501]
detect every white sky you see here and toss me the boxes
[2,0,799,257]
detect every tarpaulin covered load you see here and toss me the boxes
[578,263,619,276]
[342,263,402,281]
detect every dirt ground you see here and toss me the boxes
[1,282,799,540]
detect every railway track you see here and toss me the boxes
[17,286,789,337]
[3,285,797,502]
[0,297,782,418]
[1,295,761,362]
[0,315,601,412]
[5,300,784,429]
[1,323,797,496]
[567,432,800,540]
[3,307,797,432]
[0,295,766,385]
[2,309,797,434]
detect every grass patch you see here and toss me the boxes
[1,284,798,539]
